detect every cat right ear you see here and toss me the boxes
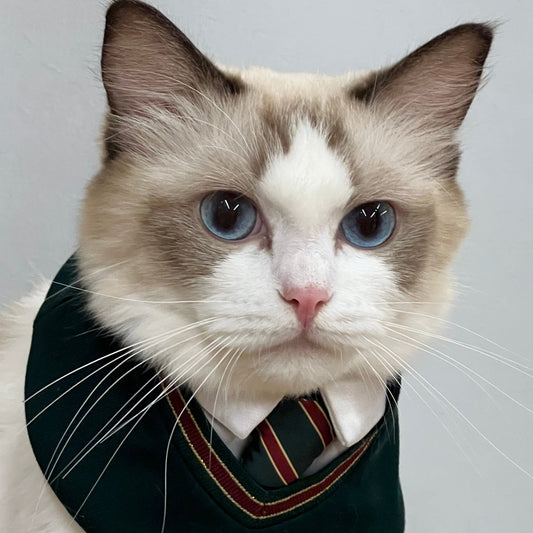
[101,0,241,118]
[352,24,493,131]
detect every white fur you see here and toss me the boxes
[260,121,352,290]
[260,121,353,231]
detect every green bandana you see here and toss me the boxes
[25,255,405,532]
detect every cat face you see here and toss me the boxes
[79,1,491,399]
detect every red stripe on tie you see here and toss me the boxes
[299,399,334,449]
[258,419,299,485]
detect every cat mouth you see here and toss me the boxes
[268,333,323,353]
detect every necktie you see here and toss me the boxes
[241,395,335,488]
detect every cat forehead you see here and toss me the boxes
[231,68,364,228]
[259,121,353,229]
[232,66,368,100]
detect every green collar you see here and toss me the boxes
[25,256,404,532]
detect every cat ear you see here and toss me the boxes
[352,24,493,130]
[101,0,241,117]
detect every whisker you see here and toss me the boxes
[43,259,130,304]
[31,318,222,522]
[160,336,237,533]
[208,345,245,466]
[382,325,533,415]
[24,324,202,405]
[387,308,530,367]
[381,320,533,377]
[58,332,233,482]
[354,346,399,441]
[64,336,236,526]
[50,282,227,305]
[67,410,140,523]
[375,334,533,480]
[26,317,221,426]
[96,335,226,445]
[223,343,246,405]
[50,328,222,483]
[31,324,216,520]
[365,338,480,473]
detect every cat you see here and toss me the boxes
[0,0,492,531]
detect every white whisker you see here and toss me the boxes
[96,335,227,444]
[374,334,533,480]
[43,260,130,304]
[208,345,245,466]
[366,338,480,474]
[50,282,227,305]
[52,329,223,482]
[64,336,236,525]
[31,322,217,520]
[160,336,237,533]
[24,324,200,405]
[387,308,531,368]
[383,325,533,415]
[382,320,533,377]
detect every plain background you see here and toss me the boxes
[1,1,532,531]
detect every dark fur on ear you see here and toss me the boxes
[351,24,493,129]
[101,0,243,157]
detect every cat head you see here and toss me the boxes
[79,0,492,400]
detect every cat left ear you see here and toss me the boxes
[101,0,242,117]
[352,24,493,130]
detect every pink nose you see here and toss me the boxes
[281,287,330,329]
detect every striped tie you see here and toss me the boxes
[241,395,335,488]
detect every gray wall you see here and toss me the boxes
[2,1,532,531]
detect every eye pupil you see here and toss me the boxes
[341,201,395,248]
[201,191,257,241]
[214,198,240,230]
[357,208,379,237]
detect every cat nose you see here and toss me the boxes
[280,287,331,329]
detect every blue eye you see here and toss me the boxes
[200,191,257,241]
[341,201,395,248]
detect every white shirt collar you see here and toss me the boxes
[195,373,387,448]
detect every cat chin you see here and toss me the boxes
[181,341,407,400]
[266,333,327,355]
[184,359,392,400]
